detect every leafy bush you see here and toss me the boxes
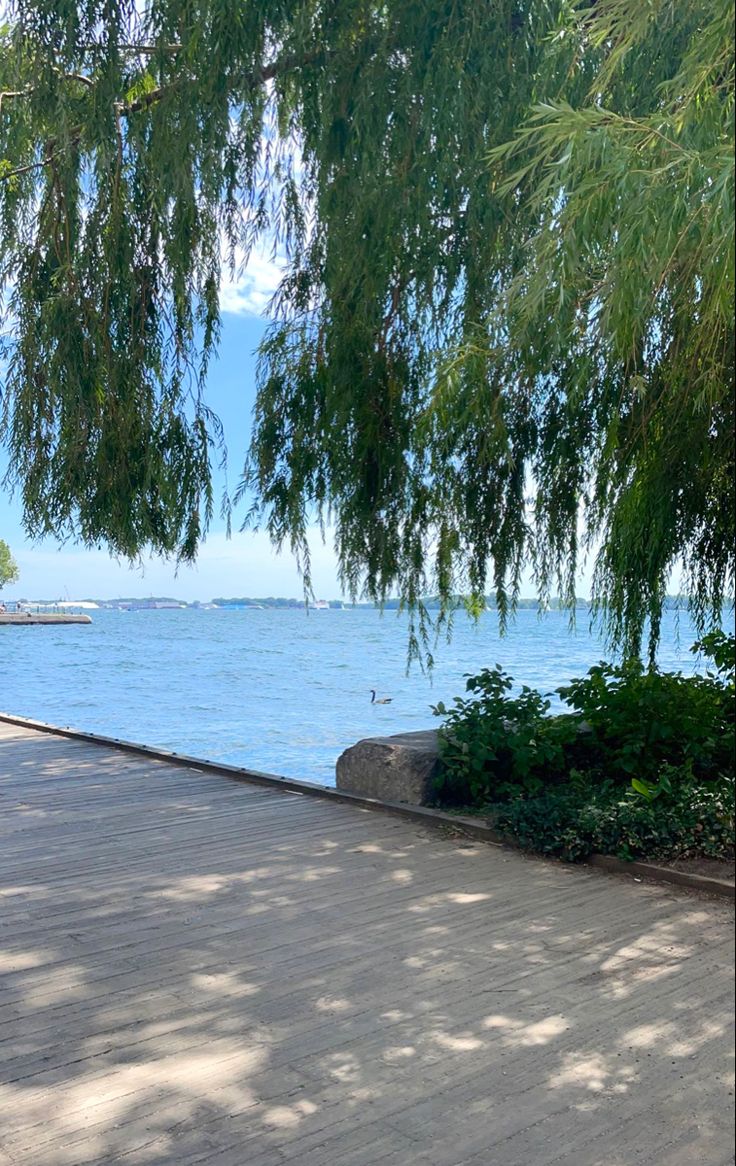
[691,628,735,765]
[693,629,736,685]
[432,666,579,804]
[491,776,735,863]
[558,659,732,785]
[432,632,735,861]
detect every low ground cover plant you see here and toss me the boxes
[432,631,735,862]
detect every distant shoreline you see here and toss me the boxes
[1,595,695,614]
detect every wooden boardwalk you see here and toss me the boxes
[0,721,733,1166]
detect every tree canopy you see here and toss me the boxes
[1,0,733,655]
[0,538,19,589]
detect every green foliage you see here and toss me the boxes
[630,766,675,805]
[433,666,578,804]
[693,629,736,686]
[433,634,735,861]
[558,660,733,785]
[491,776,735,863]
[0,538,19,589]
[0,1,733,653]
[487,0,735,657]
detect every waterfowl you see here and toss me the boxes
[370,689,392,704]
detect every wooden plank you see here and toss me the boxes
[0,721,733,1165]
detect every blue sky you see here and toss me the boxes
[1,300,355,600]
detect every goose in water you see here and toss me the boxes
[370,689,392,705]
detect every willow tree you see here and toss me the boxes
[1,0,733,655]
[485,0,735,654]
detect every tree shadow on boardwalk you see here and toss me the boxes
[0,724,733,1166]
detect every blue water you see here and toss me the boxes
[0,606,719,785]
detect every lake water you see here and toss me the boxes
[0,606,721,785]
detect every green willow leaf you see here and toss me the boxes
[0,0,732,656]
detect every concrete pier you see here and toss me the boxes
[0,612,92,625]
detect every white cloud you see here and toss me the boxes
[218,124,312,318]
[219,245,285,318]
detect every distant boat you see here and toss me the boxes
[310,600,330,610]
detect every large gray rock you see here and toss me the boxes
[336,730,440,805]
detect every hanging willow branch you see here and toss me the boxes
[0,0,733,657]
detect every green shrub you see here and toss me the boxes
[488,785,595,861]
[432,665,579,805]
[693,629,736,685]
[491,775,735,863]
[558,656,733,785]
[431,632,735,861]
